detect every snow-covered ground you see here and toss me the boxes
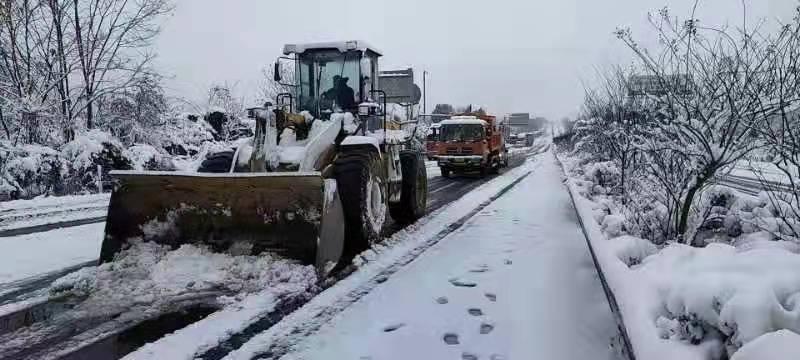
[0,223,103,285]
[1,193,108,212]
[233,151,617,360]
[0,241,318,360]
[0,193,108,232]
[728,160,793,185]
[426,160,441,179]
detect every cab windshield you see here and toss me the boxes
[296,50,361,117]
[440,124,485,142]
[426,128,439,141]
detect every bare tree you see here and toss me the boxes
[579,66,646,198]
[0,0,61,143]
[46,0,75,134]
[70,0,172,129]
[614,7,797,241]
[258,64,293,105]
[432,103,454,115]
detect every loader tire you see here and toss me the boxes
[334,148,387,258]
[390,151,427,224]
[198,150,234,173]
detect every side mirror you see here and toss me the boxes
[274,62,282,82]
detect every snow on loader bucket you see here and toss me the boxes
[100,171,345,276]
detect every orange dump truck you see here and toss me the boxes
[436,114,508,177]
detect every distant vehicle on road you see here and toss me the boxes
[426,123,441,160]
[525,132,535,146]
[436,114,508,177]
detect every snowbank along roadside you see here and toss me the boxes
[555,150,800,360]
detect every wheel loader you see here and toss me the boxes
[100,40,428,277]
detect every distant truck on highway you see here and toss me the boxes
[436,114,508,177]
[426,123,441,160]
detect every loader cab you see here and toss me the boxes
[278,41,382,119]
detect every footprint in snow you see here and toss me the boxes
[436,296,449,304]
[449,278,477,287]
[462,353,478,360]
[443,333,460,345]
[480,322,495,334]
[468,308,484,316]
[490,355,507,360]
[383,323,405,332]
[484,293,497,302]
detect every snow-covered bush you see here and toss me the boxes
[148,114,217,156]
[623,193,673,245]
[583,161,621,195]
[602,213,627,237]
[0,142,67,200]
[607,235,658,266]
[562,148,800,359]
[60,129,133,192]
[650,243,800,355]
[690,186,742,246]
[127,144,176,171]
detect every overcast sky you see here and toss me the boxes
[154,0,795,120]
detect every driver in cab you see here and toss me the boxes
[322,75,356,111]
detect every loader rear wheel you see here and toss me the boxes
[334,148,387,259]
[390,151,427,224]
[198,150,234,173]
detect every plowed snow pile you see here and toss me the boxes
[49,241,317,318]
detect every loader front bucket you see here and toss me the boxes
[100,171,345,276]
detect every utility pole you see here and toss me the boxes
[423,71,428,114]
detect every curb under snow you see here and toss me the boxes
[124,150,544,360]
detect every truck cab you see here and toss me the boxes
[426,123,441,160]
[436,114,507,177]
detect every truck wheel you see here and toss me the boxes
[479,165,488,177]
[440,167,451,178]
[490,163,500,175]
[389,151,427,224]
[198,150,234,172]
[334,148,387,258]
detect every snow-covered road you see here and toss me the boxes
[0,194,109,236]
[281,153,617,360]
[0,223,103,285]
